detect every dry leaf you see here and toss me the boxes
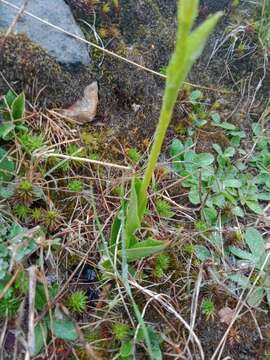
[218,306,235,325]
[62,81,98,123]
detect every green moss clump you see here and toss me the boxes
[0,33,93,108]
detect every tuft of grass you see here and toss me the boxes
[68,180,84,192]
[156,199,174,218]
[201,298,215,320]
[112,323,130,340]
[66,290,88,314]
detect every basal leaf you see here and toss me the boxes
[229,246,256,263]
[0,122,15,140]
[4,90,16,108]
[170,139,184,158]
[247,288,264,307]
[126,178,141,242]
[50,319,78,341]
[194,245,211,261]
[110,212,121,249]
[122,239,169,262]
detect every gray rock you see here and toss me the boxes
[0,0,90,66]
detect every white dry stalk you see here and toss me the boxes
[27,266,37,356]
[129,279,205,360]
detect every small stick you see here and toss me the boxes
[27,266,37,356]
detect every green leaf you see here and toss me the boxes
[32,322,48,356]
[223,147,235,158]
[189,189,201,205]
[50,319,78,341]
[194,245,211,261]
[228,273,250,288]
[110,212,121,249]
[194,153,215,166]
[202,207,217,225]
[245,228,265,261]
[11,93,25,120]
[211,113,221,124]
[215,122,236,130]
[190,90,203,102]
[170,139,184,158]
[187,12,223,63]
[0,122,15,140]
[148,327,163,360]
[223,179,242,188]
[245,200,264,215]
[0,183,15,199]
[212,143,223,155]
[257,192,270,201]
[122,239,169,262]
[232,206,244,218]
[247,288,264,307]
[4,90,16,108]
[126,178,142,244]
[0,147,15,181]
[229,246,256,263]
[120,341,133,357]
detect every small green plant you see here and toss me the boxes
[154,253,170,278]
[44,209,61,230]
[228,228,270,307]
[112,323,130,340]
[16,180,34,203]
[127,148,141,163]
[31,208,43,223]
[0,91,26,140]
[201,298,215,320]
[67,179,84,192]
[66,290,88,314]
[155,199,174,218]
[19,132,45,154]
[14,204,31,220]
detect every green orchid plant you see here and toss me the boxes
[109,0,222,264]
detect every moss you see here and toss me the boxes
[0,33,93,108]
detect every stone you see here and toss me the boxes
[0,0,90,66]
[62,81,98,123]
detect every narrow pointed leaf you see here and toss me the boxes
[120,239,169,262]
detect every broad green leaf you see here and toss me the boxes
[223,179,242,188]
[189,189,200,205]
[211,113,221,124]
[0,122,15,140]
[202,207,217,225]
[12,93,25,120]
[170,139,184,158]
[122,239,169,262]
[229,246,256,263]
[232,206,244,218]
[212,143,222,155]
[0,147,15,181]
[223,147,235,158]
[190,90,203,102]
[246,200,264,215]
[0,183,15,199]
[228,273,250,288]
[32,322,48,356]
[194,153,215,166]
[215,122,236,130]
[50,319,78,341]
[257,192,270,201]
[245,228,265,261]
[4,90,16,108]
[194,245,211,261]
